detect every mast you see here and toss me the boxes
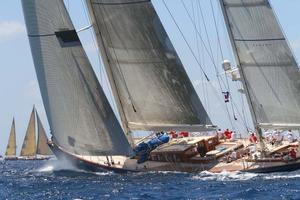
[5,118,17,157]
[218,0,300,152]
[20,107,37,157]
[218,0,265,151]
[218,0,259,125]
[85,0,214,135]
[36,110,52,156]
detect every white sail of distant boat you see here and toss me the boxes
[219,0,300,132]
[21,0,133,157]
[20,107,36,158]
[5,118,17,159]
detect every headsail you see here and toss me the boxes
[86,0,213,132]
[21,0,133,156]
[5,118,17,157]
[36,111,52,155]
[219,0,300,129]
[20,108,36,157]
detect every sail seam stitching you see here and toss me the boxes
[28,34,56,37]
[235,38,285,42]
[91,1,150,5]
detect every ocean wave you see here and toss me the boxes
[263,173,300,180]
[35,160,113,176]
[191,170,258,181]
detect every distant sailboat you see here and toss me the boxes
[21,0,300,173]
[19,107,53,160]
[19,107,37,159]
[36,111,53,158]
[5,118,17,160]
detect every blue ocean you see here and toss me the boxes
[1,160,300,200]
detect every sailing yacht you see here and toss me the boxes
[18,107,53,160]
[21,0,300,173]
[4,118,17,160]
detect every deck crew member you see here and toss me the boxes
[290,149,297,160]
[286,130,295,143]
[224,129,232,140]
[217,129,223,139]
[249,133,257,143]
[272,129,283,145]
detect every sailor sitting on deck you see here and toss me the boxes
[270,129,283,146]
[217,129,224,139]
[226,150,237,163]
[169,131,178,139]
[284,130,296,143]
[283,148,297,161]
[179,131,189,138]
[249,133,257,143]
[263,130,272,143]
[223,129,232,140]
[230,131,237,141]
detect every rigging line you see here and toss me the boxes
[162,0,210,81]
[211,0,236,123]
[219,5,249,131]
[199,1,231,91]
[204,77,235,129]
[80,0,120,117]
[183,0,229,92]
[231,96,250,132]
[77,24,93,33]
[181,0,233,129]
[196,0,215,68]
[236,82,250,130]
[182,0,230,93]
[80,0,103,84]
[210,0,224,63]
[99,6,138,113]
[191,0,209,113]
[195,1,210,114]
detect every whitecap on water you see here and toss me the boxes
[263,173,300,180]
[191,170,258,181]
[36,159,78,173]
[35,160,114,176]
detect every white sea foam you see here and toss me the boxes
[37,159,78,173]
[263,174,300,180]
[36,159,113,176]
[191,170,258,181]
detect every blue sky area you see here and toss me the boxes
[0,0,299,155]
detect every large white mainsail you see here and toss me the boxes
[21,0,133,156]
[219,0,300,130]
[85,0,214,133]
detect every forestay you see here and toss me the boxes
[22,0,133,156]
[86,0,213,132]
[219,0,300,128]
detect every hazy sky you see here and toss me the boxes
[0,0,299,155]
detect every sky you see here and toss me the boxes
[0,0,299,155]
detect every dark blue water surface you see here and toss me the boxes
[1,160,300,200]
